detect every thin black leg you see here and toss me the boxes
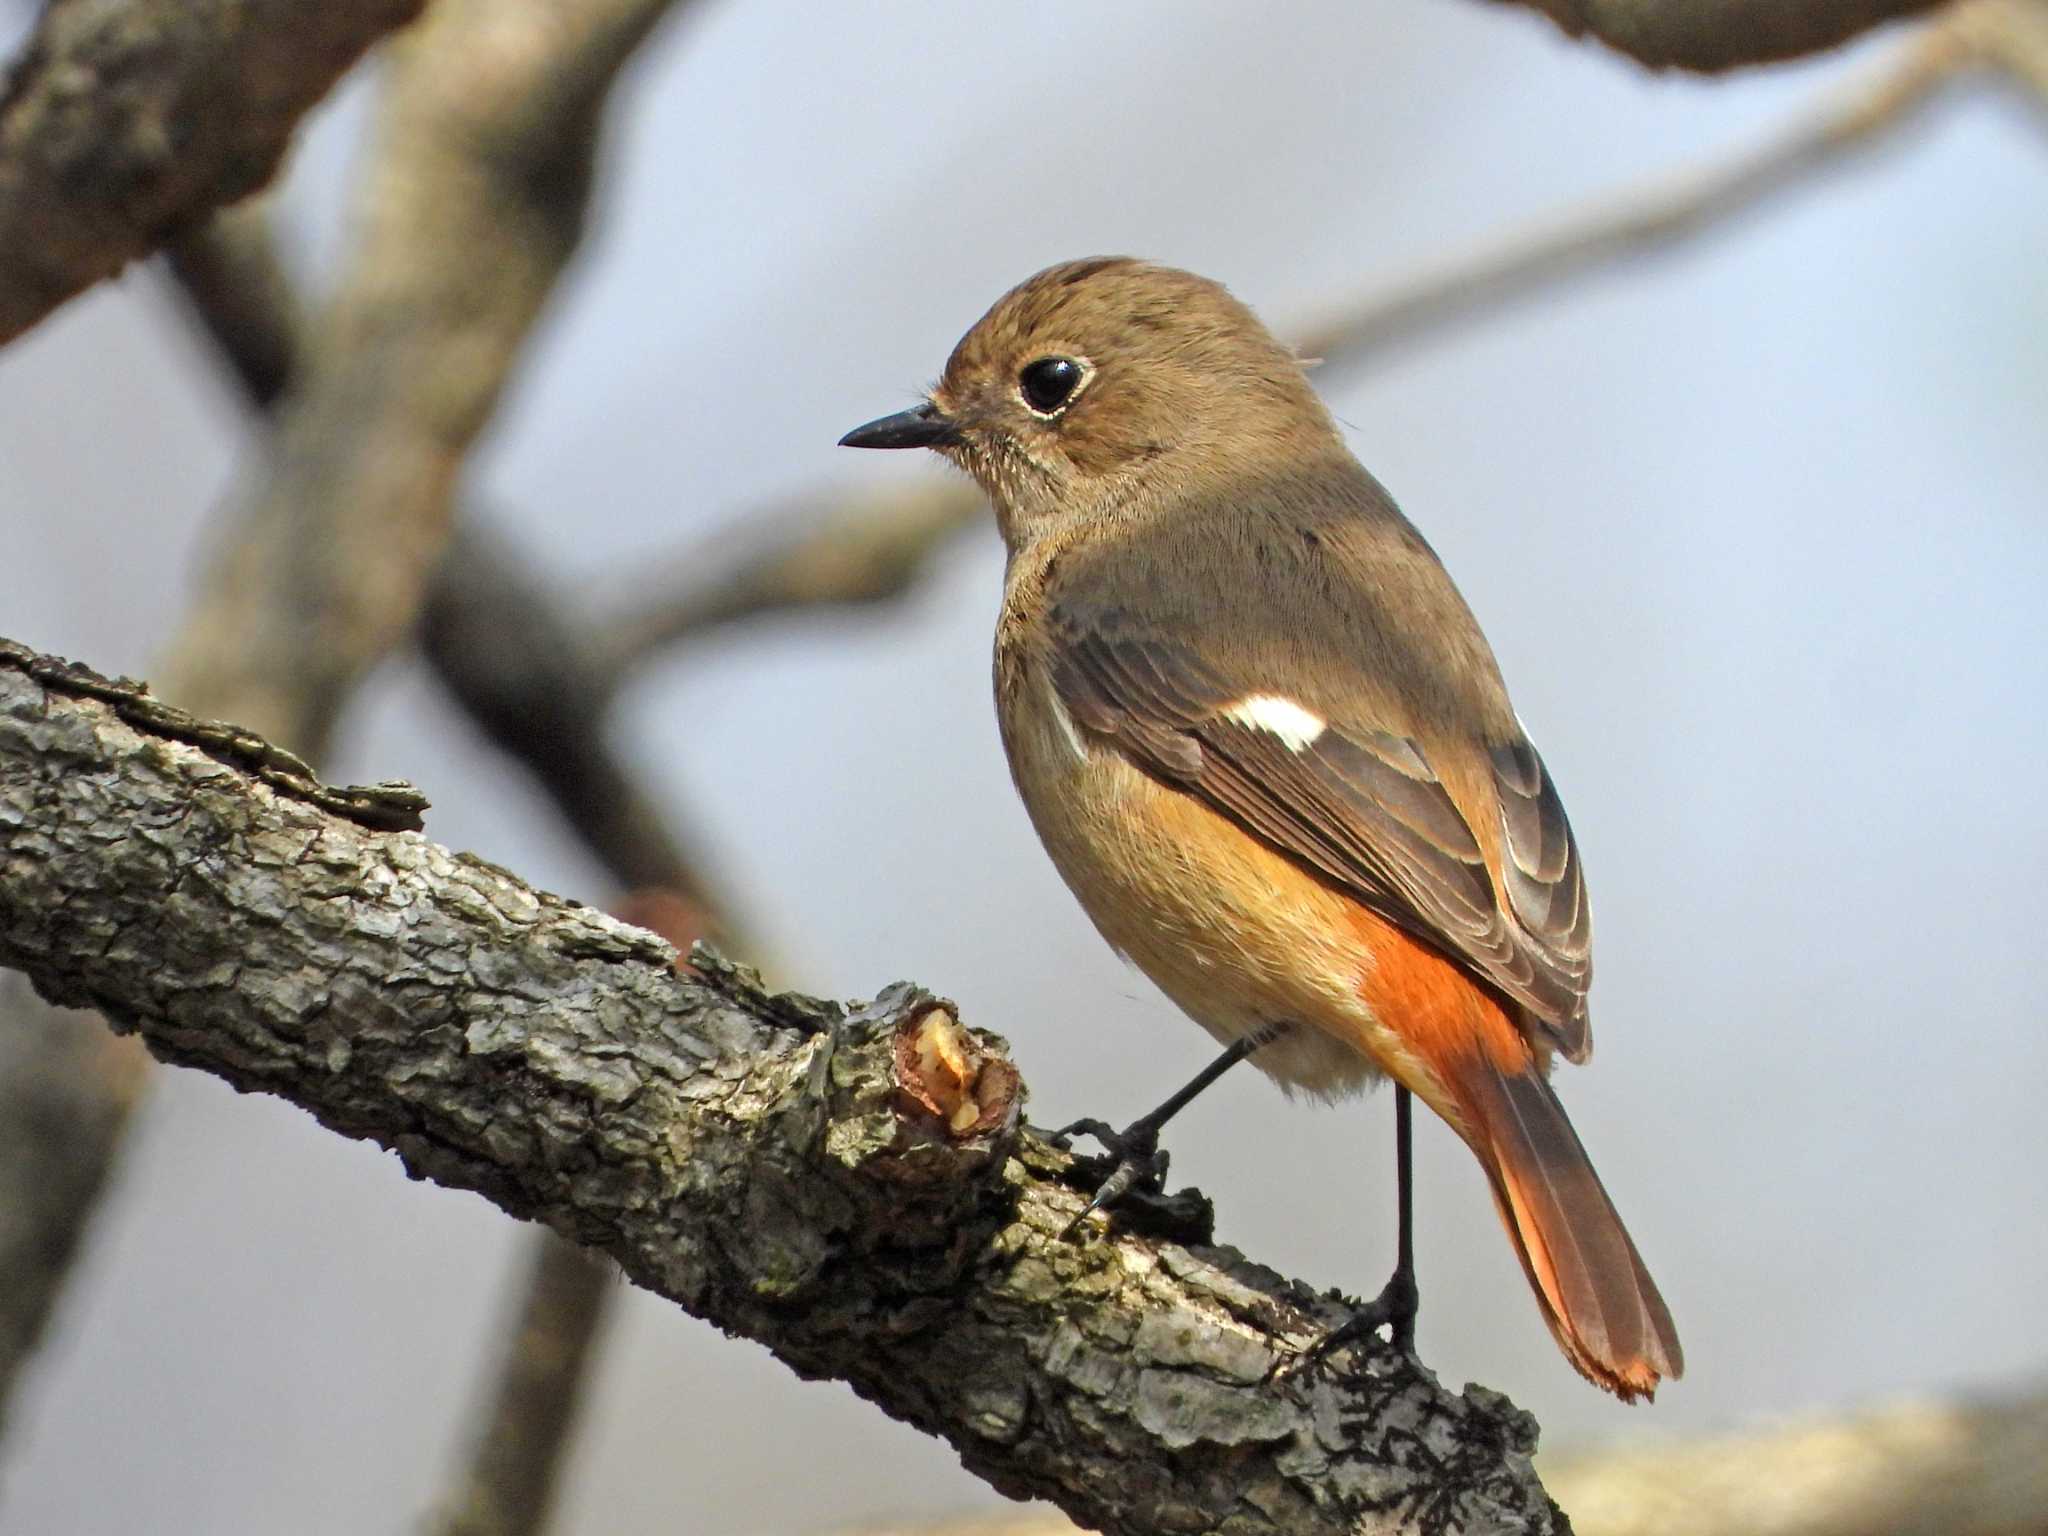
[1304,1083,1419,1365]
[1056,1020,1291,1235]
[1386,1084,1418,1349]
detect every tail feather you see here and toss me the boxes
[1340,902,1680,1397]
[1457,1062,1683,1401]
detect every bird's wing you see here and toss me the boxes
[1046,603,1593,1059]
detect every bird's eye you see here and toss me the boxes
[1018,356,1085,415]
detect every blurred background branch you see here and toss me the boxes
[1540,1390,2048,1536]
[1476,0,1949,70]
[153,4,723,1533]
[583,0,2033,685]
[422,1239,619,1536]
[586,482,985,678]
[1293,9,1988,370]
[0,0,424,344]
[158,0,699,761]
[0,989,147,1454]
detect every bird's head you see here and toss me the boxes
[840,257,1337,545]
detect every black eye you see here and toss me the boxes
[1019,356,1085,415]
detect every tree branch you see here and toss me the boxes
[423,1235,617,1536]
[590,2,2022,678]
[0,0,425,344]
[158,0,696,761]
[1472,0,1948,70]
[586,483,985,680]
[0,634,1563,1536]
[0,981,148,1448]
[1293,13,1980,370]
[163,200,301,409]
[419,529,739,942]
[161,128,743,952]
[1954,0,2048,107]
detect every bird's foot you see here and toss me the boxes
[1302,1265,1420,1369]
[1049,1114,1170,1238]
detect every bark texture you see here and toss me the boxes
[0,0,424,343]
[0,636,1562,1535]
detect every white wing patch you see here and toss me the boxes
[1222,694,1326,752]
[1045,684,1092,764]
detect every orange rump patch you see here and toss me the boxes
[1345,906,1531,1082]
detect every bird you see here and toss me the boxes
[839,257,1682,1400]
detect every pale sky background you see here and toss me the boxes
[2,2,2045,1533]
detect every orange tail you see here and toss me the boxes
[1347,905,1682,1397]
[1453,1059,1684,1401]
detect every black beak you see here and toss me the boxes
[838,400,960,450]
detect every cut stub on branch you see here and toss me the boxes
[895,1003,1025,1142]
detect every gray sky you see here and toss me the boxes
[2,2,2045,1533]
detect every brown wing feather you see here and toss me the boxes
[1050,608,1592,1059]
[1489,740,1593,1025]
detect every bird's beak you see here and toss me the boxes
[838,400,961,450]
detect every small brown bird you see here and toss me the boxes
[841,258,1682,1400]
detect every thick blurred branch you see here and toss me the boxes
[159,0,694,763]
[0,982,148,1449]
[0,195,295,1474]
[0,638,1565,1536]
[424,1238,617,1536]
[1474,0,1947,70]
[158,84,735,943]
[159,26,719,1510]
[419,530,733,939]
[589,482,985,677]
[1954,0,2048,103]
[0,0,424,344]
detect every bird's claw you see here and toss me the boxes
[1295,1267,1420,1374]
[1052,1115,1169,1238]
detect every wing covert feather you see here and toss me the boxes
[1048,606,1592,1059]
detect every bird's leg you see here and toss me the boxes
[1055,1020,1291,1237]
[1309,1085,1420,1360]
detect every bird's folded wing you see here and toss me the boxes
[1047,605,1593,1060]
